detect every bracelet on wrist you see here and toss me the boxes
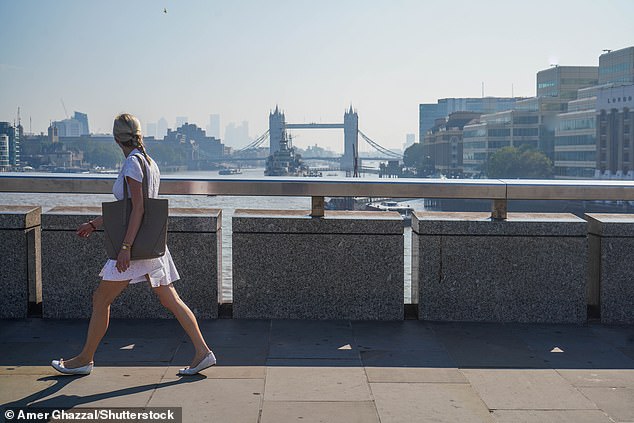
[121,242,132,251]
[88,221,97,231]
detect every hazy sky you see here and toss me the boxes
[1,0,633,152]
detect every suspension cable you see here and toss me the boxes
[358,130,403,159]
[235,130,270,153]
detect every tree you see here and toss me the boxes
[403,143,436,177]
[403,142,424,168]
[485,146,553,179]
[83,142,122,168]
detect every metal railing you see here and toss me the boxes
[2,174,634,219]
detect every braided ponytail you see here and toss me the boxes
[113,113,152,164]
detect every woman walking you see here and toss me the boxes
[52,113,215,376]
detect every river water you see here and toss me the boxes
[1,167,422,303]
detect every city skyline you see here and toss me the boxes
[1,0,633,152]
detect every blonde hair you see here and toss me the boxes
[113,113,152,164]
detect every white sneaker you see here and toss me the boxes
[178,351,216,376]
[51,359,93,375]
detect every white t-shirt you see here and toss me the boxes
[101,149,179,286]
[112,149,160,200]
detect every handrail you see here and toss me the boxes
[2,174,634,219]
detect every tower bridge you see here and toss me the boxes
[235,106,402,171]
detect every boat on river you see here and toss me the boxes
[218,168,243,175]
[365,200,414,225]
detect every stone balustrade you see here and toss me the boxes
[2,202,634,324]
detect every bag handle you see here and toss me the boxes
[121,153,150,225]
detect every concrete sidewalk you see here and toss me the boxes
[0,319,633,423]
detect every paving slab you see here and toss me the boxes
[265,358,361,367]
[162,365,265,380]
[589,325,634,349]
[578,387,634,422]
[0,341,84,366]
[619,347,634,362]
[371,382,494,423]
[352,321,446,351]
[269,319,358,360]
[516,324,634,369]
[0,375,57,406]
[434,325,546,368]
[198,319,271,348]
[31,366,167,408]
[360,349,455,367]
[260,401,380,423]
[171,343,268,367]
[365,367,467,383]
[462,369,597,410]
[264,367,372,401]
[93,338,181,365]
[558,369,634,388]
[101,319,186,340]
[492,410,615,423]
[146,378,263,423]
[0,365,57,376]
[269,340,360,360]
[0,319,88,342]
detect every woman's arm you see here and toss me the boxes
[76,216,103,238]
[116,176,145,273]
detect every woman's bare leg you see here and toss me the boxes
[62,280,129,368]
[153,283,211,367]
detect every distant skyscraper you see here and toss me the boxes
[207,114,220,139]
[146,123,157,138]
[224,121,250,148]
[73,112,89,135]
[0,134,9,170]
[536,66,598,100]
[404,133,415,150]
[175,116,188,129]
[419,97,523,143]
[0,122,20,166]
[51,111,89,137]
[157,118,168,139]
[599,46,634,86]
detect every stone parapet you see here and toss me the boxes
[0,205,41,318]
[232,210,404,320]
[42,206,221,319]
[412,212,587,323]
[587,213,634,324]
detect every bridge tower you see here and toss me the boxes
[269,105,286,156]
[342,105,358,171]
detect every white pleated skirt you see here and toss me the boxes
[99,246,180,288]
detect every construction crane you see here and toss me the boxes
[60,99,69,118]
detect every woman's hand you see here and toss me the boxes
[76,222,95,238]
[116,249,131,273]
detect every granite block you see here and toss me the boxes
[0,205,41,318]
[233,211,404,320]
[586,214,634,324]
[586,213,634,237]
[42,206,220,319]
[412,212,587,323]
[0,205,41,229]
[233,209,403,234]
[413,212,586,236]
